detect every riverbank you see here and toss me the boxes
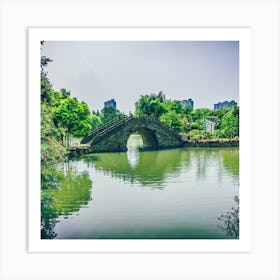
[67,144,93,157]
[182,138,239,147]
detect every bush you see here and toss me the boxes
[187,129,211,141]
[41,103,67,189]
[217,195,239,238]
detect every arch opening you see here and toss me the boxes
[126,133,144,149]
[126,128,158,150]
[126,128,158,169]
[137,128,159,148]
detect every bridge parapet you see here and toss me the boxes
[85,116,133,146]
[81,116,183,152]
[81,115,129,144]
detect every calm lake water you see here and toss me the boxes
[41,135,239,239]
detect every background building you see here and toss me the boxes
[180,98,194,110]
[214,100,237,110]
[204,116,219,133]
[104,99,117,109]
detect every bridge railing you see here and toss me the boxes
[89,116,133,145]
[81,115,128,144]
[91,115,127,135]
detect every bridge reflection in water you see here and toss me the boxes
[80,146,239,188]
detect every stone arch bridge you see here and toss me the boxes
[81,116,183,152]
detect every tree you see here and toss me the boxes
[211,108,230,119]
[91,114,102,129]
[100,106,125,123]
[60,88,71,98]
[165,100,191,115]
[160,110,183,132]
[189,108,212,123]
[40,41,53,104]
[220,107,239,138]
[53,97,92,146]
[48,90,64,108]
[41,103,66,188]
[135,92,167,119]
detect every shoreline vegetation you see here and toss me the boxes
[182,138,239,147]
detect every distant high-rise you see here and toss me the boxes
[180,98,194,110]
[104,99,116,109]
[214,100,237,110]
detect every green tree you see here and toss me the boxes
[53,97,92,146]
[41,103,67,188]
[189,108,212,123]
[165,100,191,115]
[60,88,71,98]
[211,108,231,119]
[48,90,64,108]
[220,107,239,138]
[40,41,53,104]
[135,92,167,119]
[160,110,183,132]
[91,114,102,129]
[100,106,125,123]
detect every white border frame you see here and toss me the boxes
[28,27,252,253]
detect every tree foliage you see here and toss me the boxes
[60,88,71,98]
[40,42,53,104]
[135,92,167,119]
[134,92,239,139]
[100,106,126,123]
[91,114,102,129]
[41,103,67,188]
[53,97,92,141]
[160,110,183,132]
[217,195,239,238]
[220,107,239,138]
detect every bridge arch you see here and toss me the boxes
[81,116,182,152]
[127,127,159,148]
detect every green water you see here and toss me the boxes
[41,135,239,239]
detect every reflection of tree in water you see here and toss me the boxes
[79,147,239,188]
[80,148,191,187]
[221,148,239,176]
[41,168,93,239]
[41,192,58,239]
[187,148,239,180]
[52,171,93,215]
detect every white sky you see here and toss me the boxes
[42,41,239,114]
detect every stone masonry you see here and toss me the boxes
[81,116,183,152]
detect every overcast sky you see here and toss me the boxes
[42,41,239,113]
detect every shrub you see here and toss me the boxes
[217,195,239,238]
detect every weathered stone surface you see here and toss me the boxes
[81,116,183,152]
[67,144,93,157]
